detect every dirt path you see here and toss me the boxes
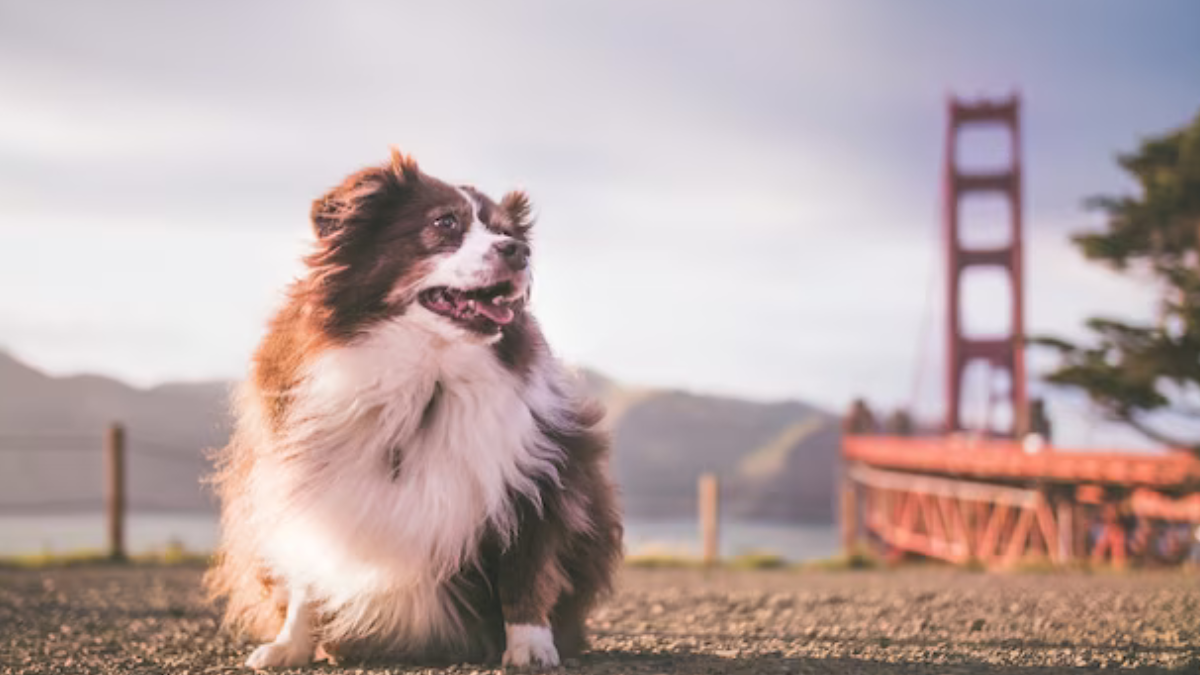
[2,566,1197,674]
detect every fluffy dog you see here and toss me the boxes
[206,149,622,668]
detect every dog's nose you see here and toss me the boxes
[494,239,530,271]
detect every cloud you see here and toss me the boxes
[0,0,1197,452]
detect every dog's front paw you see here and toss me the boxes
[245,640,312,669]
[503,624,560,668]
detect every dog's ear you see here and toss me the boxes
[310,191,346,239]
[500,190,534,234]
[311,148,421,239]
[388,146,421,182]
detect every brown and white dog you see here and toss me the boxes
[205,150,622,668]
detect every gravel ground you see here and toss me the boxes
[2,565,1199,674]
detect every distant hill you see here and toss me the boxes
[585,373,839,522]
[0,352,838,522]
[0,351,231,514]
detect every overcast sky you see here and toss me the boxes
[2,1,1199,446]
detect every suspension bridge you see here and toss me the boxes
[841,94,1200,569]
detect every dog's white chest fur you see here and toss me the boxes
[249,322,562,643]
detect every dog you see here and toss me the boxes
[205,149,622,668]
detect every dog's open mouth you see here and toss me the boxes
[418,281,524,334]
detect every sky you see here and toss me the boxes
[2,1,1199,447]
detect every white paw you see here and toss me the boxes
[245,640,312,669]
[503,623,560,668]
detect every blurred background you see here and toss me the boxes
[2,1,1199,565]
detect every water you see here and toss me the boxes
[0,513,219,557]
[624,519,838,561]
[0,514,838,562]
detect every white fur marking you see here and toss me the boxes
[248,320,566,648]
[245,587,314,668]
[503,624,560,667]
[422,188,512,290]
[405,187,530,344]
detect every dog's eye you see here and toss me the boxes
[432,214,459,231]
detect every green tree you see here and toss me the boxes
[1037,109,1200,450]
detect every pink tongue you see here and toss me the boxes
[476,302,515,324]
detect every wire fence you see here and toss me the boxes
[0,426,214,514]
[3,422,840,560]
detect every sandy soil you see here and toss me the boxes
[2,565,1198,674]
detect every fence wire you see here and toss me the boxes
[0,431,214,514]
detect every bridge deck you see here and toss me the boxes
[843,435,1200,491]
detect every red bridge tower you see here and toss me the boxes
[943,94,1027,436]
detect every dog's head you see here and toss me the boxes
[306,149,535,343]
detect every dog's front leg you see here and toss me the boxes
[498,519,566,668]
[245,586,315,669]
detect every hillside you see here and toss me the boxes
[0,352,231,513]
[0,352,838,522]
[593,380,838,522]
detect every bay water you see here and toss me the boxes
[0,514,838,562]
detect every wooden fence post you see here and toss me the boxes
[841,470,859,555]
[698,474,719,567]
[105,423,126,561]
